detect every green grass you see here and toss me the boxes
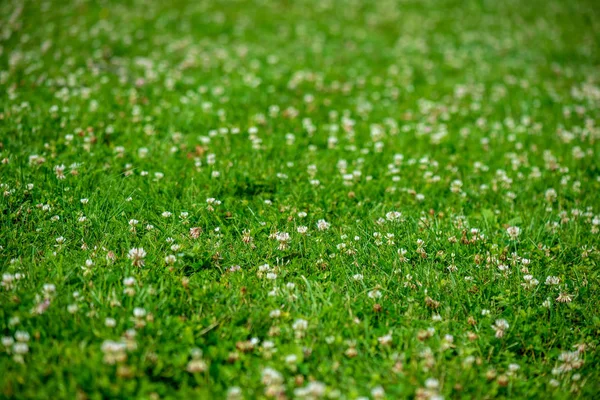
[1,0,600,398]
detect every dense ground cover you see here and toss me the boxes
[1,0,600,398]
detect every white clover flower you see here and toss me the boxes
[13,342,29,354]
[127,248,146,267]
[133,308,146,318]
[317,219,330,231]
[492,319,509,338]
[123,277,136,286]
[15,331,30,342]
[292,319,308,332]
[506,226,521,240]
[371,386,385,399]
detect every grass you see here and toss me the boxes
[1,0,600,398]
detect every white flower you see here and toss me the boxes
[295,381,327,398]
[43,284,56,294]
[165,255,177,265]
[425,378,439,389]
[127,248,146,267]
[378,333,392,346]
[385,211,402,221]
[317,219,330,231]
[259,264,271,272]
[506,226,521,240]
[292,319,308,332]
[261,367,283,385]
[285,354,298,364]
[371,386,385,399]
[133,308,146,318]
[15,331,30,342]
[492,319,509,338]
[226,387,242,400]
[275,232,291,250]
[13,342,29,354]
[123,277,136,286]
[508,363,520,372]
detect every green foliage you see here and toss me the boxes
[1,0,599,398]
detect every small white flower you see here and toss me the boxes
[127,248,146,267]
[165,255,177,265]
[266,272,277,280]
[371,386,385,399]
[317,219,330,231]
[133,308,146,318]
[492,319,509,338]
[506,226,521,240]
[123,277,136,286]
[43,284,56,294]
[292,319,308,332]
[285,354,298,364]
[15,331,30,342]
[13,342,29,354]
[425,378,439,389]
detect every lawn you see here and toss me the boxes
[1,0,600,398]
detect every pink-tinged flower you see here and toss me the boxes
[190,227,202,239]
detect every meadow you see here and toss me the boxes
[1,0,600,398]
